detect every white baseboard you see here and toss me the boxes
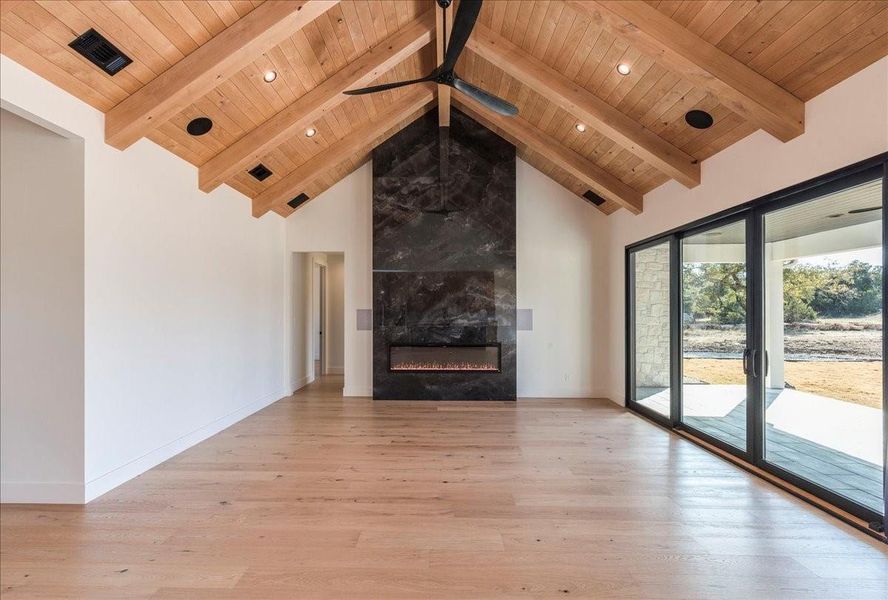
[325,366,344,375]
[291,374,313,393]
[517,388,596,398]
[1,481,84,504]
[343,386,372,397]
[83,388,288,503]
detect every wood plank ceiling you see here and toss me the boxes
[1,1,886,217]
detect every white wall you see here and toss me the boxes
[285,164,373,396]
[516,160,608,397]
[601,57,888,405]
[312,262,321,361]
[1,55,288,502]
[326,253,345,375]
[288,253,312,391]
[1,110,86,503]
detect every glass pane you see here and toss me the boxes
[632,242,671,417]
[681,221,747,450]
[764,178,883,514]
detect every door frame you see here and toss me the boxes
[750,163,885,525]
[625,235,679,429]
[672,211,756,464]
[625,152,887,526]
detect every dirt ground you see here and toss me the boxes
[683,327,882,360]
[683,358,882,409]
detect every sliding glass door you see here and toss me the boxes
[627,240,674,424]
[680,218,750,454]
[626,156,886,525]
[761,176,883,515]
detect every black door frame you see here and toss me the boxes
[672,212,756,463]
[625,236,678,429]
[625,152,887,526]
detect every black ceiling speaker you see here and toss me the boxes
[685,109,714,129]
[343,0,518,117]
[583,190,606,206]
[69,28,132,76]
[186,117,213,136]
[248,164,273,181]
[288,193,310,209]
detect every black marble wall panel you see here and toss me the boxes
[373,109,516,400]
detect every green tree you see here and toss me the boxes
[783,262,821,322]
[811,260,882,317]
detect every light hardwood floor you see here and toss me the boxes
[1,376,886,599]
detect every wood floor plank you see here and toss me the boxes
[1,375,885,599]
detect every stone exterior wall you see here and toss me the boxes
[634,244,671,389]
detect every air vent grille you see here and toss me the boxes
[69,29,132,76]
[583,190,606,206]
[288,193,310,209]
[248,164,273,181]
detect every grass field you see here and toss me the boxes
[683,358,883,409]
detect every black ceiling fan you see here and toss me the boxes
[343,0,518,118]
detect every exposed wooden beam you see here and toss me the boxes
[199,10,434,193]
[466,22,700,188]
[104,0,339,150]
[435,2,453,127]
[453,94,642,214]
[568,1,805,142]
[252,87,435,217]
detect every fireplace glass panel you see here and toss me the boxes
[389,345,500,372]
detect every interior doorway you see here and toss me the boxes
[290,252,345,392]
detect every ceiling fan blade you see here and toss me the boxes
[343,75,433,96]
[440,0,482,74]
[452,77,518,117]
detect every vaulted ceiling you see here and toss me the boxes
[1,1,886,217]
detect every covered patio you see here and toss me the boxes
[637,385,883,513]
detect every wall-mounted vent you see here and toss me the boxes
[69,29,132,76]
[248,164,273,181]
[583,190,606,206]
[288,193,310,209]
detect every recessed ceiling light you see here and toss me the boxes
[575,123,587,133]
[305,127,317,138]
[186,117,213,136]
[616,63,631,76]
[685,109,714,129]
[263,70,277,83]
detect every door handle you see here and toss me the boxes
[742,349,750,375]
[751,349,759,378]
[764,350,769,377]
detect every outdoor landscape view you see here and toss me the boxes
[683,256,883,410]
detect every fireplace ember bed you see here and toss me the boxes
[389,344,501,373]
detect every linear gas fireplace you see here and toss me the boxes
[389,344,501,373]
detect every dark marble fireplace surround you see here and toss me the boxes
[373,109,516,400]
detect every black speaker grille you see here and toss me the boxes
[248,164,273,181]
[288,194,310,209]
[69,29,132,76]
[583,190,606,206]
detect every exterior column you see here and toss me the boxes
[764,251,785,389]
